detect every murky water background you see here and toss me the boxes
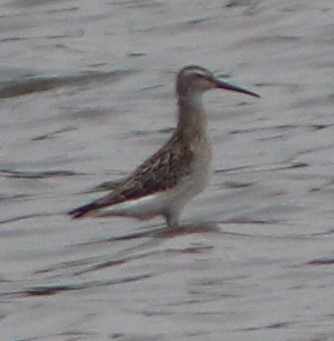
[1,0,334,340]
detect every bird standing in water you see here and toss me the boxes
[69,65,260,227]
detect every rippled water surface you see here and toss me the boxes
[1,0,334,340]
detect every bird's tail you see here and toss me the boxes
[68,201,100,219]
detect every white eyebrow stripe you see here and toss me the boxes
[187,69,206,77]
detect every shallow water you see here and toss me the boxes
[1,0,334,340]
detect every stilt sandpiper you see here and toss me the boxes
[69,65,260,227]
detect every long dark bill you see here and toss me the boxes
[215,79,260,98]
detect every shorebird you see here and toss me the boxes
[69,65,259,228]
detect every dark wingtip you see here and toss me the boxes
[68,202,99,219]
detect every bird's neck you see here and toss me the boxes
[176,91,208,140]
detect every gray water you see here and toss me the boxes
[1,0,334,340]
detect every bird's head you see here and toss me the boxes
[176,65,260,98]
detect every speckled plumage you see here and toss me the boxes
[69,65,259,227]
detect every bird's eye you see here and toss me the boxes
[195,73,205,79]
